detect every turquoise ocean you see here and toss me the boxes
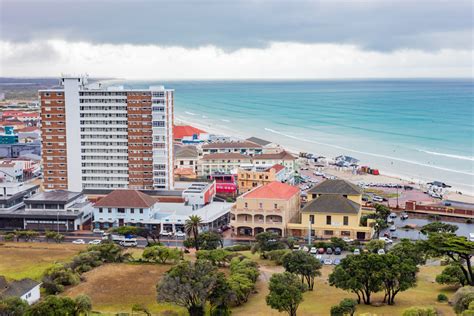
[110,79,474,194]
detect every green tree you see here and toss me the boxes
[390,239,426,266]
[329,254,384,304]
[0,296,29,316]
[26,296,76,316]
[374,204,391,221]
[282,250,322,290]
[423,233,474,285]
[266,272,306,316]
[74,294,92,316]
[402,306,438,316]
[252,232,286,254]
[380,253,418,305]
[228,272,255,305]
[87,241,131,263]
[156,260,219,316]
[42,264,80,294]
[436,264,468,287]
[330,298,357,316]
[196,249,234,267]
[70,250,102,273]
[142,246,182,264]
[420,222,458,235]
[330,237,348,250]
[185,215,202,250]
[209,272,234,316]
[110,225,140,236]
[45,230,57,242]
[196,231,223,250]
[365,239,385,253]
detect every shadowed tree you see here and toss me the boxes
[185,215,202,250]
[282,250,322,290]
[266,272,306,316]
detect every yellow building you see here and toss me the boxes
[288,179,373,240]
[237,164,287,193]
[231,181,300,237]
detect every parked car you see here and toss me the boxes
[334,247,342,255]
[160,230,173,236]
[387,218,394,224]
[379,236,393,244]
[469,233,474,242]
[373,196,383,202]
[293,244,301,251]
[324,258,333,265]
[334,258,341,265]
[353,248,361,255]
[315,254,323,260]
[401,213,409,220]
[310,247,317,254]
[342,237,354,243]
[175,231,186,238]
[72,239,85,245]
[389,225,397,231]
[92,228,104,234]
[389,212,397,218]
[318,248,325,254]
[326,247,333,255]
[101,232,110,240]
[377,249,386,255]
[88,239,101,245]
[120,239,138,247]
[302,246,309,252]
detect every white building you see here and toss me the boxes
[0,160,39,212]
[0,276,41,305]
[39,75,174,191]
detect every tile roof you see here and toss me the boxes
[243,181,299,200]
[308,179,362,195]
[301,194,360,214]
[94,189,157,208]
[246,137,272,146]
[201,153,251,161]
[252,150,296,160]
[175,145,198,158]
[0,278,40,298]
[269,164,285,173]
[173,125,205,139]
[202,141,262,149]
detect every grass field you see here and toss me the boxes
[0,242,85,281]
[233,252,457,316]
[64,263,186,315]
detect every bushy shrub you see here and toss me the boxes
[225,244,251,252]
[42,264,80,294]
[263,249,291,265]
[402,306,438,316]
[437,293,448,302]
[452,286,474,314]
[196,249,235,267]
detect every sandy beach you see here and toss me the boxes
[176,115,474,205]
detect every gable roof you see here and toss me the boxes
[0,278,40,298]
[175,145,198,158]
[308,179,362,195]
[242,181,299,200]
[94,189,157,208]
[173,125,206,140]
[201,153,251,161]
[202,141,262,149]
[246,137,272,146]
[252,150,296,161]
[302,195,360,214]
[269,164,285,173]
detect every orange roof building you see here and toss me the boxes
[173,125,206,141]
[231,181,300,237]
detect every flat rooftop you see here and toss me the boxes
[25,190,82,204]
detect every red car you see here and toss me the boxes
[318,248,325,254]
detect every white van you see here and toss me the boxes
[120,238,137,247]
[469,233,474,242]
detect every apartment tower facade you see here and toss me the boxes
[39,76,174,192]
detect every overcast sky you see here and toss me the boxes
[1,0,472,79]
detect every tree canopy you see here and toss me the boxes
[282,250,322,290]
[266,272,306,316]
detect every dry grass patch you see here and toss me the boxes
[0,242,85,281]
[64,263,186,315]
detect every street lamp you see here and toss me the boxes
[57,211,59,234]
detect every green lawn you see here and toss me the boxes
[0,242,84,281]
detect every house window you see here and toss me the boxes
[99,208,103,213]
[108,208,112,213]
[326,215,332,225]
[274,203,278,209]
[324,230,334,236]
[140,209,143,214]
[118,208,125,213]
[309,215,314,224]
[130,208,135,214]
[244,202,248,208]
[341,231,351,236]
[259,203,263,209]
[343,216,349,226]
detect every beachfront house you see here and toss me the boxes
[201,141,263,157]
[174,145,199,178]
[288,179,373,240]
[198,153,251,177]
[252,150,298,177]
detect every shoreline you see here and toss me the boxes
[175,114,474,204]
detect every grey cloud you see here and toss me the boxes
[1,0,472,52]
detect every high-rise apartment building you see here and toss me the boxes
[39,76,174,192]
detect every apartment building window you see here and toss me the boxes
[259,202,263,209]
[244,202,248,208]
[309,215,314,224]
[326,215,332,225]
[274,203,278,209]
[343,216,349,226]
[45,92,51,97]
[341,231,351,236]
[324,230,334,236]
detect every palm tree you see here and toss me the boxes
[185,215,202,250]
